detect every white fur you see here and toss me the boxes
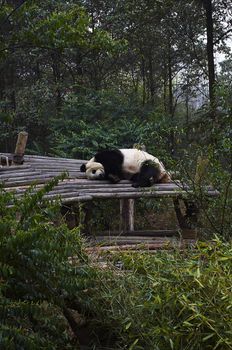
[85,161,104,179]
[120,149,166,180]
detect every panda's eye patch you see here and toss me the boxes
[92,170,96,174]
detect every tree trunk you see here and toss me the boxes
[148,50,155,104]
[51,52,62,114]
[203,0,216,117]
[141,57,146,105]
[185,77,190,142]
[168,41,174,155]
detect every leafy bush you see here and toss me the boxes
[0,177,93,349]
[90,239,232,350]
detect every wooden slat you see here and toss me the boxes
[85,239,196,252]
[90,236,176,245]
[3,175,56,187]
[0,171,41,179]
[76,190,219,200]
[0,165,31,172]
[100,230,179,237]
[24,157,86,163]
[0,173,43,181]
[26,165,82,170]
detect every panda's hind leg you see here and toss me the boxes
[132,161,162,188]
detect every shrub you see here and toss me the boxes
[90,239,232,349]
[0,177,92,349]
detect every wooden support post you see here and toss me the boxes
[79,202,92,236]
[173,198,198,239]
[13,131,28,164]
[120,199,135,233]
[61,205,77,229]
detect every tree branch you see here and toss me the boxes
[214,28,232,45]
[0,0,28,29]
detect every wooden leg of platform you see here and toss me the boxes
[61,205,77,229]
[120,199,135,233]
[173,198,199,239]
[79,202,92,235]
[13,131,28,164]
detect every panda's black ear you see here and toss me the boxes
[80,163,86,172]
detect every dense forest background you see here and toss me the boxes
[1,1,232,349]
[0,0,231,163]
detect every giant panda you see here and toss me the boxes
[80,149,171,187]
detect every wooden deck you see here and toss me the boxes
[0,153,219,251]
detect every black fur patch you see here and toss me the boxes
[80,163,86,172]
[94,149,124,182]
[132,160,162,187]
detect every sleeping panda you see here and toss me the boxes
[80,149,171,187]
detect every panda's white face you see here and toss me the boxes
[85,162,105,180]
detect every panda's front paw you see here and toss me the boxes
[108,174,120,184]
[132,182,140,188]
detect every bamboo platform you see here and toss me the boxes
[0,152,219,251]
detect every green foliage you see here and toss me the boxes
[0,178,231,349]
[0,177,91,349]
[49,88,173,160]
[0,0,232,348]
[90,239,232,349]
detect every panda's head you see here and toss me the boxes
[80,161,105,180]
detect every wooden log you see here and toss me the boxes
[3,175,56,187]
[13,190,81,200]
[173,198,187,229]
[120,199,134,232]
[91,236,175,244]
[85,240,196,252]
[36,172,80,177]
[84,190,219,199]
[0,172,42,180]
[91,239,168,245]
[99,229,179,237]
[4,180,91,192]
[3,174,56,182]
[25,163,82,169]
[62,195,93,203]
[24,155,87,162]
[74,186,187,194]
[0,165,31,172]
[72,183,184,189]
[173,198,198,239]
[25,161,84,167]
[13,132,28,164]
[60,184,181,190]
